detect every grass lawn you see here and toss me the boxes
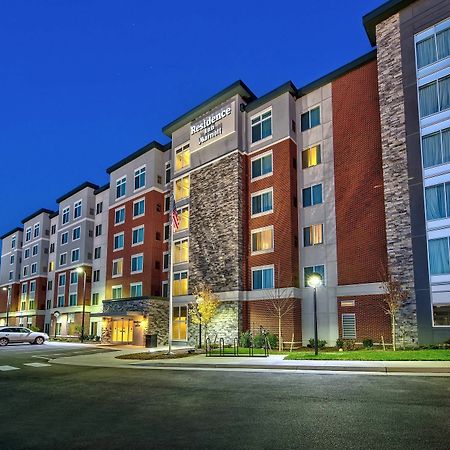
[285,349,450,361]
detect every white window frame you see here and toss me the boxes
[62,207,70,225]
[111,285,123,300]
[32,244,38,256]
[31,262,37,274]
[303,223,324,247]
[163,251,170,272]
[69,293,78,307]
[162,280,169,297]
[163,223,170,242]
[301,104,321,132]
[164,194,170,213]
[116,176,127,200]
[174,174,190,201]
[134,165,146,192]
[251,225,274,255]
[73,199,82,219]
[133,198,145,218]
[29,280,36,293]
[174,143,190,173]
[303,265,326,287]
[132,225,144,247]
[130,282,143,298]
[71,248,80,263]
[72,226,81,241]
[250,150,273,182]
[112,258,123,278]
[131,253,144,274]
[250,107,273,146]
[251,187,274,218]
[60,252,67,266]
[173,237,189,264]
[33,222,40,238]
[25,227,32,242]
[342,313,357,339]
[113,232,125,251]
[94,246,101,259]
[23,265,28,277]
[251,264,275,290]
[59,273,66,287]
[114,206,126,225]
[24,248,30,259]
[165,161,171,185]
[70,271,78,285]
[61,231,69,246]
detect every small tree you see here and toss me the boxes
[381,269,409,351]
[189,283,219,348]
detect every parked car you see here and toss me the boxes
[0,327,49,346]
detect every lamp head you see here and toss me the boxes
[307,273,323,288]
[2,287,7,291]
[76,267,84,274]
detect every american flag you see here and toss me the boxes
[171,194,179,231]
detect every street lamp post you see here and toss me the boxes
[307,273,323,356]
[77,267,87,343]
[2,286,11,326]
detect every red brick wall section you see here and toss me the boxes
[245,299,301,343]
[245,138,299,289]
[0,283,20,313]
[337,295,392,343]
[53,267,92,307]
[332,60,388,285]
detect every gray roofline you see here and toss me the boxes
[162,80,256,137]
[94,183,110,195]
[0,227,23,240]
[245,81,298,113]
[21,208,56,225]
[56,181,99,204]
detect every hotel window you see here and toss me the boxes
[28,298,35,310]
[10,254,14,265]
[116,176,126,199]
[23,265,28,277]
[115,207,125,225]
[60,252,67,266]
[302,184,323,207]
[59,273,66,287]
[70,271,78,284]
[416,23,450,69]
[51,224,56,234]
[134,166,146,190]
[58,295,65,307]
[112,259,123,277]
[96,202,103,215]
[422,128,450,168]
[418,75,450,118]
[112,286,122,300]
[8,271,13,281]
[174,175,190,201]
[178,206,189,230]
[130,282,143,298]
[94,247,101,259]
[304,265,325,287]
[301,106,320,131]
[74,200,82,219]
[31,263,37,274]
[304,224,324,247]
[71,248,80,262]
[173,271,188,296]
[428,237,450,275]
[72,226,81,241]
[132,226,144,245]
[69,293,77,306]
[114,233,124,251]
[131,254,144,273]
[48,280,53,290]
[164,195,170,213]
[92,293,99,306]
[62,207,70,225]
[302,145,321,169]
[172,306,187,341]
[162,281,169,298]
[163,252,169,271]
[21,283,27,296]
[251,109,272,143]
[164,223,170,241]
[174,239,189,264]
[252,266,274,290]
[165,161,171,184]
[24,248,30,259]
[133,198,145,218]
[49,261,55,272]
[95,224,102,237]
[25,227,31,242]
[424,182,450,220]
[251,189,273,216]
[33,223,40,238]
[11,235,16,248]
[30,281,36,293]
[61,232,68,245]
[251,152,273,180]
[342,314,356,339]
[32,244,38,256]
[93,269,100,282]
[175,144,190,172]
[251,227,274,254]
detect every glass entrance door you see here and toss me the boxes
[172,306,187,341]
[112,319,134,343]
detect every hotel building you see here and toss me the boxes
[1,0,449,346]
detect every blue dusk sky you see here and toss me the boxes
[0,0,383,236]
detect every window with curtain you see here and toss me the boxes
[303,224,324,246]
[422,128,450,168]
[419,81,439,117]
[439,75,450,112]
[436,27,450,60]
[416,35,437,68]
[428,237,450,275]
[251,189,273,216]
[251,227,274,253]
[425,184,446,220]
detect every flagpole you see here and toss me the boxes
[168,189,175,354]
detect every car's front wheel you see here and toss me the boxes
[0,337,9,346]
[34,336,44,345]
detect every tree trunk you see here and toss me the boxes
[391,315,396,351]
[278,311,282,352]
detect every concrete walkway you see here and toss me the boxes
[48,346,450,376]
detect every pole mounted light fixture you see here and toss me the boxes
[307,272,323,356]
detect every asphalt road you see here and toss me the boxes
[0,343,449,450]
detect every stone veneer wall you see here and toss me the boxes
[187,301,241,346]
[376,13,418,344]
[189,152,244,292]
[101,298,169,345]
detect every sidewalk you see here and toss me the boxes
[49,348,450,376]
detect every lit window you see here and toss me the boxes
[116,176,126,199]
[74,200,82,219]
[132,226,144,245]
[49,261,55,272]
[112,259,123,277]
[114,233,124,251]
[131,254,143,273]
[251,152,272,179]
[133,199,145,218]
[130,282,143,297]
[134,166,146,190]
[251,189,273,216]
[178,206,189,230]
[174,176,190,201]
[112,286,122,300]
[62,207,70,225]
[115,207,125,225]
[251,110,272,143]
[173,271,188,296]
[304,224,324,247]
[72,226,81,240]
[302,184,323,207]
[252,266,274,290]
[304,265,325,287]
[251,227,274,254]
[301,106,320,131]
[175,144,190,172]
[174,239,189,264]
[302,145,321,169]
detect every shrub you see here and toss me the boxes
[253,332,277,349]
[336,338,344,349]
[29,326,40,332]
[343,339,356,351]
[239,331,252,348]
[362,338,374,349]
[308,338,327,349]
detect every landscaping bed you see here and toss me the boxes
[116,350,201,360]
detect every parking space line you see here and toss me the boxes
[24,362,52,368]
[0,365,20,371]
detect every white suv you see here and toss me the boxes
[0,327,49,346]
